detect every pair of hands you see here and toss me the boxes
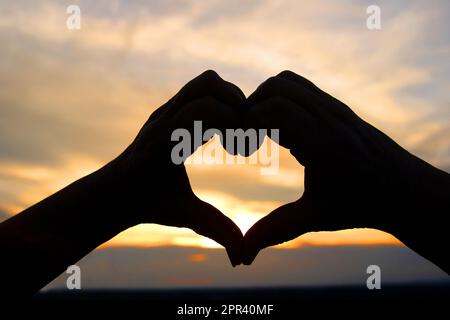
[106,70,445,267]
[2,69,447,298]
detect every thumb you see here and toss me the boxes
[186,197,243,267]
[243,197,313,265]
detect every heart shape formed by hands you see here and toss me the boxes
[3,72,447,300]
[120,69,416,268]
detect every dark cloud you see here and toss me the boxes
[43,245,449,290]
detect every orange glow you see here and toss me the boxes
[188,254,208,263]
[276,229,403,248]
[231,213,261,234]
[100,224,402,250]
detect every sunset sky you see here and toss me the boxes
[0,0,449,255]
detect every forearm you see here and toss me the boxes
[0,161,133,297]
[388,156,450,274]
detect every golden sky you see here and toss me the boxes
[0,0,449,250]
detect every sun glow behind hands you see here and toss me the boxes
[105,140,401,249]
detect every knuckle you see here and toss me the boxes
[199,69,221,83]
[264,76,280,87]
[277,70,296,78]
[256,76,280,94]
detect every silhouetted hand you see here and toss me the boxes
[243,71,450,273]
[110,70,244,265]
[0,70,245,297]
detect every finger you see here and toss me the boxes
[144,70,244,126]
[276,70,321,92]
[169,95,239,159]
[276,70,359,124]
[247,73,360,128]
[245,96,320,166]
[246,76,324,119]
[275,71,381,153]
[171,70,244,114]
[186,197,243,267]
[243,198,312,265]
[142,95,238,160]
[171,70,248,156]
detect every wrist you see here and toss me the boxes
[83,157,141,233]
